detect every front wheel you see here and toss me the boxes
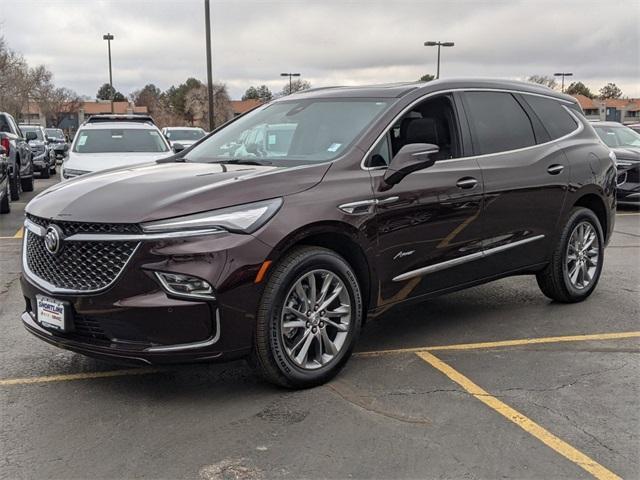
[253,247,363,388]
[21,174,34,192]
[9,170,20,201]
[0,183,10,214]
[536,207,604,303]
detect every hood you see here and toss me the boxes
[612,147,640,161]
[27,161,330,223]
[64,151,173,172]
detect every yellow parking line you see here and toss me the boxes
[356,331,640,357]
[417,351,621,480]
[0,368,159,386]
[13,226,23,238]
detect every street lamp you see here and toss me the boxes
[102,33,114,113]
[554,72,573,93]
[424,41,454,79]
[281,72,301,95]
[204,0,215,130]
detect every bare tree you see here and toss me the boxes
[184,83,233,129]
[280,79,312,96]
[527,75,557,90]
[38,87,82,128]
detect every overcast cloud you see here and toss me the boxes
[1,0,638,99]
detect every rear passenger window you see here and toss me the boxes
[522,95,578,140]
[463,92,536,155]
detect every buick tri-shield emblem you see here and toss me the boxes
[44,225,63,255]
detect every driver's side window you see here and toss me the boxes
[365,94,462,168]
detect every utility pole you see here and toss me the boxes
[204,0,215,131]
[554,72,573,93]
[281,73,301,95]
[424,41,455,79]
[103,33,114,113]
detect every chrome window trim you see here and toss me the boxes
[361,88,583,171]
[145,309,221,352]
[392,234,545,282]
[24,219,225,242]
[22,229,141,295]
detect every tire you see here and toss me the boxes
[253,246,363,388]
[40,165,50,179]
[50,164,57,174]
[21,174,34,192]
[0,183,10,214]
[536,207,604,303]
[9,169,20,201]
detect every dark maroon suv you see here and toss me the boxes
[21,79,616,388]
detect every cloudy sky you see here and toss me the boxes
[1,0,638,100]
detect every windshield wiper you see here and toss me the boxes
[214,158,273,166]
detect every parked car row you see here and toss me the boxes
[0,112,34,210]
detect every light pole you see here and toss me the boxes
[554,72,573,93]
[204,0,215,131]
[424,41,454,79]
[102,33,114,113]
[281,73,301,95]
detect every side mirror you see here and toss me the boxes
[25,131,38,141]
[172,142,185,153]
[382,143,439,187]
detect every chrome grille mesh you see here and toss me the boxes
[25,215,139,292]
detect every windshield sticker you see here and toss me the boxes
[268,134,277,145]
[77,135,87,146]
[327,143,342,152]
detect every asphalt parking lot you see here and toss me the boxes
[1,176,638,480]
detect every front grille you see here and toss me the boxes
[26,214,141,236]
[25,215,139,292]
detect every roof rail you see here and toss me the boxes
[84,114,155,125]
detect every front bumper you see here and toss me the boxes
[20,226,272,365]
[31,152,49,171]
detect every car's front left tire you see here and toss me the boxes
[253,246,363,388]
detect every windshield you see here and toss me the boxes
[185,99,390,166]
[45,128,64,139]
[22,126,44,140]
[73,128,169,153]
[593,125,640,148]
[166,129,205,141]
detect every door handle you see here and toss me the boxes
[456,177,478,189]
[547,164,564,175]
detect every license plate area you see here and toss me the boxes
[36,295,69,332]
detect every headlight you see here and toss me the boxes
[62,168,90,179]
[141,198,283,234]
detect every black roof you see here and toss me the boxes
[276,78,578,104]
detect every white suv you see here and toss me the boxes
[61,120,172,180]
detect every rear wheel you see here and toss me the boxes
[253,247,363,388]
[40,164,50,179]
[536,207,604,303]
[0,183,10,213]
[9,169,20,201]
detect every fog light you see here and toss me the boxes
[155,272,216,300]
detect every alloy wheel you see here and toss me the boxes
[280,269,352,370]
[565,221,600,290]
